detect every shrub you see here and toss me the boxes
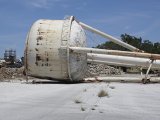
[98,89,109,97]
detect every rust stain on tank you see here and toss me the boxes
[35,61,38,66]
[36,54,41,61]
[37,36,43,40]
[35,48,38,51]
[38,31,45,35]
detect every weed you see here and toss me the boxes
[81,106,86,111]
[74,99,82,104]
[94,105,98,107]
[83,89,87,92]
[98,89,109,97]
[99,110,103,113]
[109,86,115,89]
[91,107,96,110]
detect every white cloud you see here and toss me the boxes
[124,12,151,19]
[25,0,86,10]
[90,15,125,24]
[131,19,160,38]
[60,4,70,9]
[27,0,64,9]
[124,26,130,30]
[28,0,50,9]
[89,11,152,25]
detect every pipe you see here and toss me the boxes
[69,47,160,60]
[84,76,142,82]
[87,53,160,69]
[87,59,137,67]
[79,22,140,52]
[87,59,159,69]
[83,76,160,83]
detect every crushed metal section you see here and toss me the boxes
[69,20,87,81]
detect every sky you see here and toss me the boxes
[0,0,160,58]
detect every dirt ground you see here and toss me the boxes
[0,81,160,120]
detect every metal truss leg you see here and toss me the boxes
[142,60,154,84]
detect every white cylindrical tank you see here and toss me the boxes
[24,17,87,81]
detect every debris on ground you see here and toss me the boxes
[85,63,122,77]
[0,67,24,81]
[0,63,122,81]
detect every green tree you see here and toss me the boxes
[121,33,142,49]
[141,40,154,53]
[96,33,160,54]
[152,42,160,54]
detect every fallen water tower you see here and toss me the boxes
[25,16,87,81]
[24,16,160,83]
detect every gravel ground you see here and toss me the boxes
[0,81,160,120]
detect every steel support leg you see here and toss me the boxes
[142,60,154,84]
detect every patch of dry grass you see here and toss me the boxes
[91,107,96,110]
[83,88,87,92]
[109,86,115,89]
[98,89,109,97]
[81,106,86,111]
[74,99,82,104]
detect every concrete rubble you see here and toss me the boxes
[85,63,122,77]
[0,67,24,81]
[0,64,122,81]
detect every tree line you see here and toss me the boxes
[96,33,160,54]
